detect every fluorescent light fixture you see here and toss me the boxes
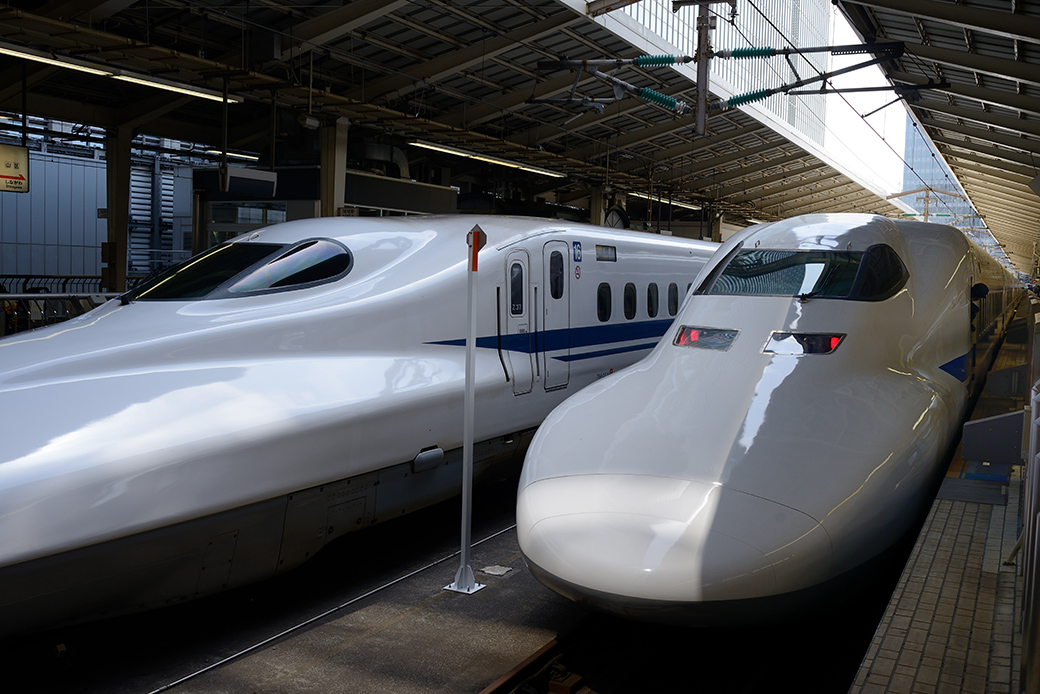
[0,41,113,76]
[627,190,701,211]
[0,40,242,103]
[410,140,565,178]
[114,73,242,103]
[205,149,260,161]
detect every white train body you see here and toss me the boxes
[0,215,716,634]
[517,214,1021,623]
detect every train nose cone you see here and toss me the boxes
[517,474,829,604]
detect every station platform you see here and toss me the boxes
[849,333,1030,693]
[147,528,585,694]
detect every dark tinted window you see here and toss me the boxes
[549,251,564,300]
[852,244,910,301]
[131,243,283,300]
[705,246,906,302]
[228,240,351,293]
[510,262,524,315]
[624,283,637,320]
[668,283,679,315]
[707,250,859,297]
[597,283,611,322]
[647,283,659,318]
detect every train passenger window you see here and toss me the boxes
[647,283,659,318]
[597,283,611,322]
[668,283,679,315]
[228,239,352,294]
[624,283,637,320]
[130,243,283,300]
[850,245,910,301]
[510,262,524,315]
[549,251,565,300]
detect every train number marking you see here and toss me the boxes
[572,241,582,262]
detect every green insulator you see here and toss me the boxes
[727,89,771,108]
[635,54,676,67]
[730,47,774,59]
[639,88,677,110]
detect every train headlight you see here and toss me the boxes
[763,332,845,355]
[673,326,739,351]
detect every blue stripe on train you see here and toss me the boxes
[940,353,969,382]
[556,342,660,361]
[427,319,674,355]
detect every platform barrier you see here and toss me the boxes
[1,292,116,336]
[0,274,128,336]
[1020,297,1040,692]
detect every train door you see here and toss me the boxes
[505,250,533,395]
[542,241,570,390]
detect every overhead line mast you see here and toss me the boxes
[555,3,948,134]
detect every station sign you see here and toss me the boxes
[0,144,28,193]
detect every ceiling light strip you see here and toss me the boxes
[0,43,113,76]
[0,40,242,103]
[410,140,565,178]
[626,190,701,211]
[204,149,260,161]
[113,73,241,103]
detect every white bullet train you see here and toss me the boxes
[517,213,1022,624]
[0,214,717,635]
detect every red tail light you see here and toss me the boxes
[763,332,845,355]
[673,326,739,351]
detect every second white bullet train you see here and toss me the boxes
[517,213,1021,624]
[0,214,716,635]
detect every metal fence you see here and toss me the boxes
[0,275,118,337]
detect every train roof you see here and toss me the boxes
[233,214,715,253]
[725,214,945,252]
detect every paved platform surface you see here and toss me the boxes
[156,528,585,694]
[850,335,1028,693]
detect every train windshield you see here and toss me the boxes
[703,245,907,301]
[128,239,353,300]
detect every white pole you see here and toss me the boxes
[446,225,487,595]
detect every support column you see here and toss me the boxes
[589,186,606,227]
[319,117,349,217]
[712,211,724,242]
[103,125,132,292]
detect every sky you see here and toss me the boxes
[822,7,909,197]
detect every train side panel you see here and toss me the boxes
[0,215,715,634]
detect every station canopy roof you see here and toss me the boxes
[838,0,1040,273]
[2,1,1016,247]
